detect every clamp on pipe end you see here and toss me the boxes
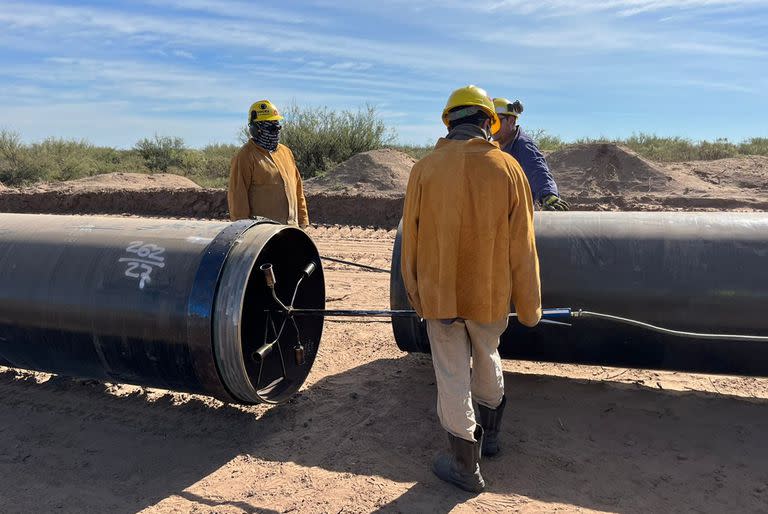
[261,263,277,289]
[261,263,291,312]
[252,343,274,363]
[301,262,316,279]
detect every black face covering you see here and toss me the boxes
[249,120,281,152]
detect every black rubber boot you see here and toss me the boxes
[477,396,506,457]
[432,425,485,493]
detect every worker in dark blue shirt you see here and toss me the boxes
[492,98,569,211]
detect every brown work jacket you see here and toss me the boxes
[401,137,542,325]
[227,140,309,227]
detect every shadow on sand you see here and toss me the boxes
[1,355,767,513]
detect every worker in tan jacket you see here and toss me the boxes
[401,85,542,493]
[228,100,309,227]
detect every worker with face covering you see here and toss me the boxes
[492,98,569,211]
[228,100,309,227]
[401,85,542,493]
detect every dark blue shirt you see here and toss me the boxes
[501,128,559,203]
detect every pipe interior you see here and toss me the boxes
[240,228,325,403]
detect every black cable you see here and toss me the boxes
[575,311,768,342]
[321,256,389,274]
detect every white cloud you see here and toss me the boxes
[457,0,767,16]
[329,62,373,71]
[0,2,510,75]
[0,1,764,145]
[1,57,386,116]
[173,50,194,59]
[469,15,766,58]
[138,0,324,25]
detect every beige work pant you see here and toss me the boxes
[426,317,508,443]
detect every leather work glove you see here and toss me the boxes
[542,194,570,211]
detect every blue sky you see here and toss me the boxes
[1,0,766,147]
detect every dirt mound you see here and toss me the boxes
[0,182,8,192]
[304,149,415,197]
[546,145,768,212]
[664,155,768,191]
[0,173,216,218]
[549,143,679,196]
[35,172,201,193]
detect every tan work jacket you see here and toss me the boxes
[228,140,309,227]
[401,138,542,326]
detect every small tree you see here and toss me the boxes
[134,134,186,172]
[0,130,47,185]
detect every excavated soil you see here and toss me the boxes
[665,155,768,191]
[2,226,767,513]
[1,145,767,225]
[548,143,679,195]
[0,173,223,218]
[304,149,415,198]
[547,145,768,212]
[31,172,202,192]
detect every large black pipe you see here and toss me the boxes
[391,212,768,376]
[0,214,325,404]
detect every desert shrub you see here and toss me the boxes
[134,134,186,172]
[527,129,566,152]
[29,137,99,181]
[738,138,768,157]
[618,134,698,161]
[697,138,739,161]
[180,143,238,188]
[263,103,397,178]
[391,144,432,160]
[179,149,207,176]
[200,143,238,179]
[0,130,46,185]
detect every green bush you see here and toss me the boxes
[697,138,739,161]
[179,149,207,176]
[134,134,186,172]
[183,143,238,188]
[392,144,432,160]
[738,138,768,156]
[0,130,45,185]
[527,129,566,152]
[31,137,98,181]
[582,133,764,162]
[274,103,396,178]
[619,134,699,161]
[200,143,238,179]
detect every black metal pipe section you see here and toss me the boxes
[0,214,324,404]
[390,212,768,376]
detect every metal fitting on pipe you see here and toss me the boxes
[261,263,277,289]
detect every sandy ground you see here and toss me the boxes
[1,225,768,513]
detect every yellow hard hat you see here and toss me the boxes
[493,97,524,118]
[442,85,500,134]
[248,100,283,123]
